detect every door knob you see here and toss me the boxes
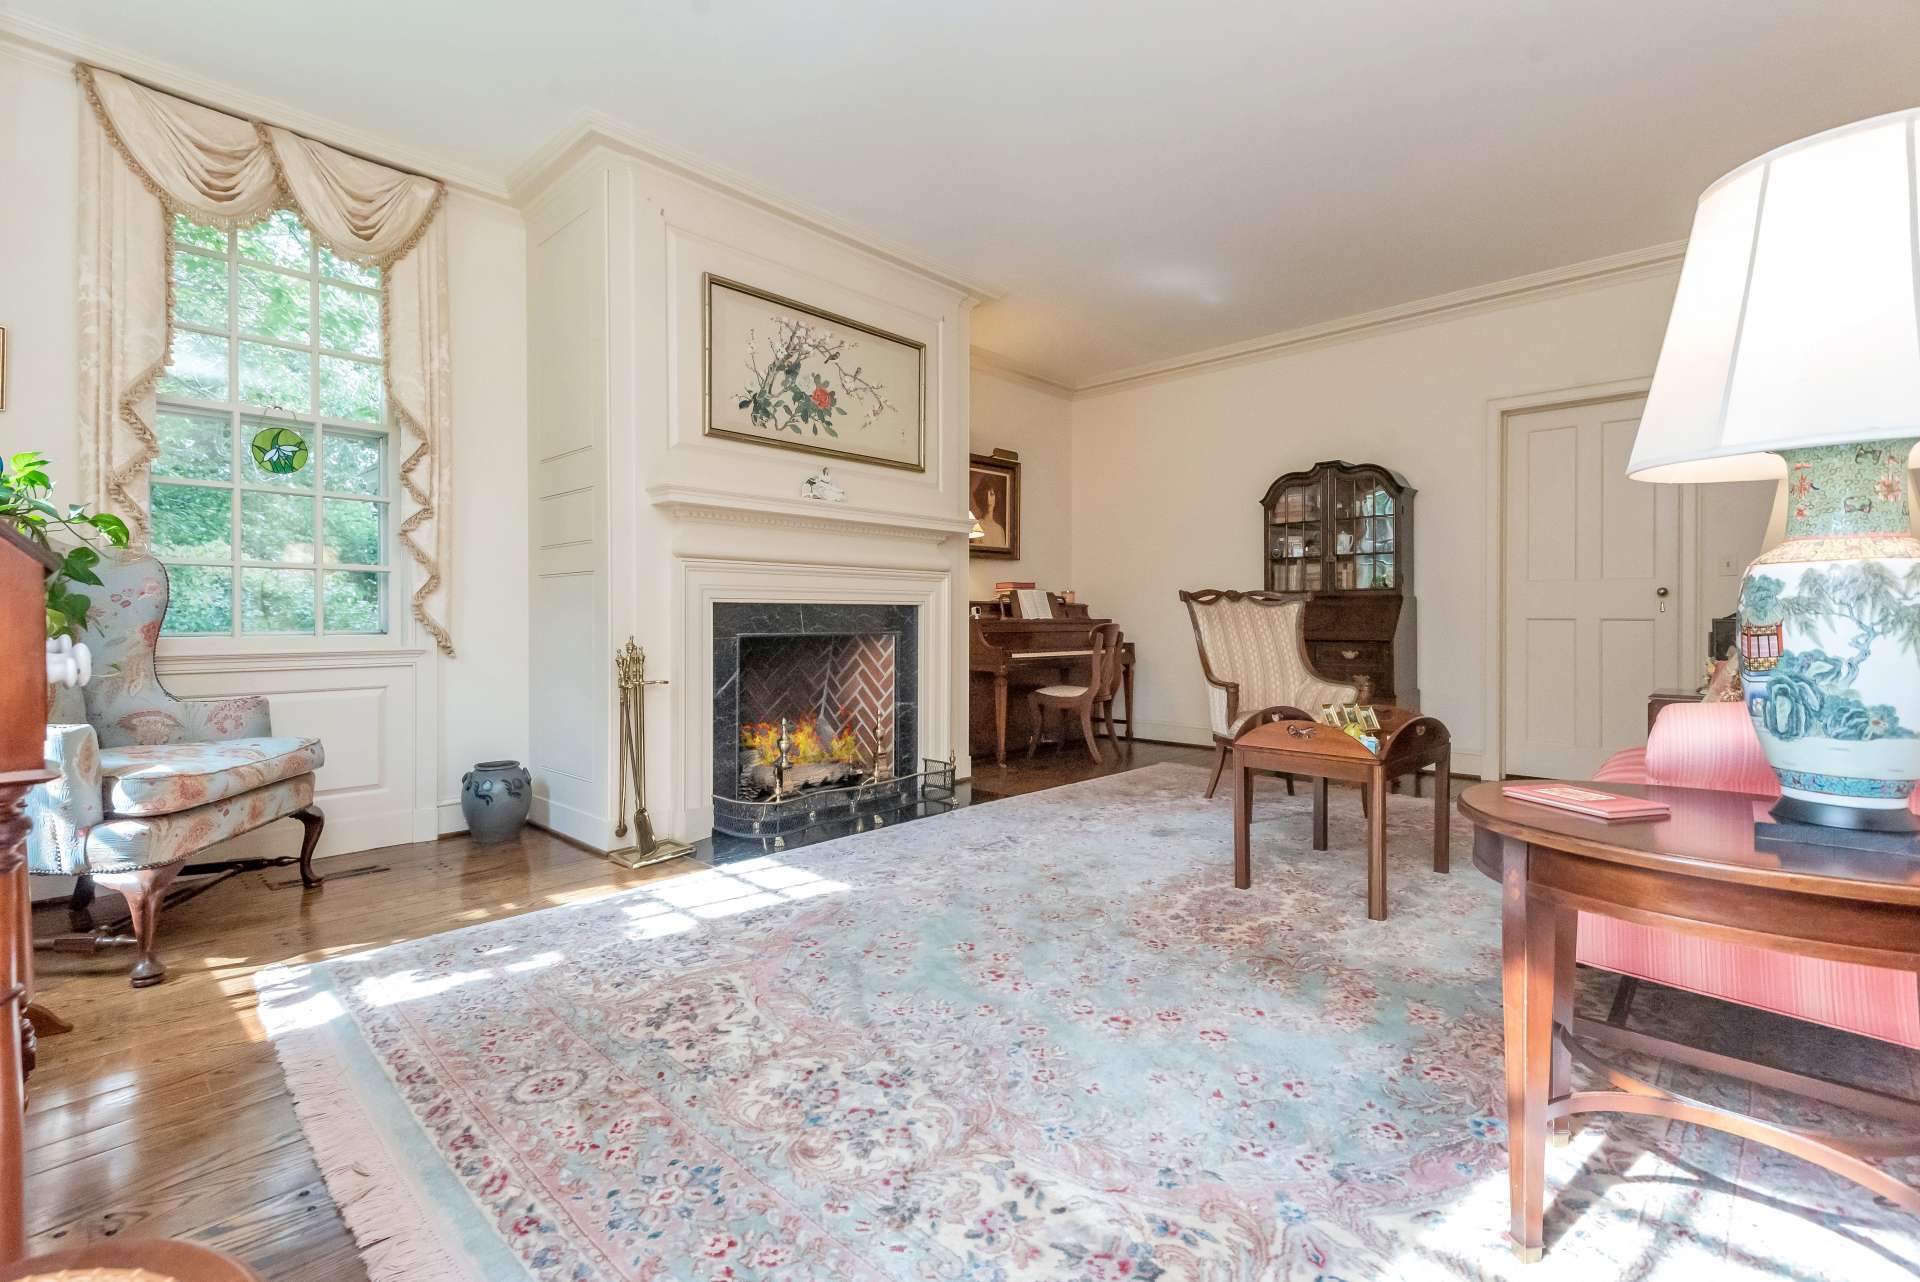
[1656,586,1670,597]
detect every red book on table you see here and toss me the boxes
[1501,782,1671,822]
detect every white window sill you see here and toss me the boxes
[154,635,432,673]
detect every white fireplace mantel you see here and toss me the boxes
[646,484,973,544]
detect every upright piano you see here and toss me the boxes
[968,599,1137,766]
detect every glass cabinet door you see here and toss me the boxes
[1266,480,1323,592]
[1330,470,1397,590]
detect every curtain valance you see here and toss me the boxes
[77,64,455,654]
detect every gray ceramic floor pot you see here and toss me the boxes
[462,759,532,844]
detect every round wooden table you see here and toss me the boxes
[0,1240,260,1280]
[1459,779,1920,1261]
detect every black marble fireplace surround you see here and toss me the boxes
[711,602,919,806]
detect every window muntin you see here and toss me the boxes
[153,211,393,638]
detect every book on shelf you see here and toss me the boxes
[994,581,1036,591]
[1502,782,1670,822]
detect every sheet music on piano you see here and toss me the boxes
[1014,588,1052,619]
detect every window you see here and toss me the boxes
[152,210,393,638]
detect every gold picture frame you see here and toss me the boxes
[702,274,926,471]
[968,450,1021,559]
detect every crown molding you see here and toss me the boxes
[510,113,1004,305]
[0,12,511,202]
[1067,239,1688,397]
[647,484,972,544]
[968,348,1075,398]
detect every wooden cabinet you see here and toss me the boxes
[1261,460,1417,707]
[0,525,55,1264]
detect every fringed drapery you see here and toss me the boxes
[76,64,455,654]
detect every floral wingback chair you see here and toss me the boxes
[26,549,325,987]
[1180,589,1359,799]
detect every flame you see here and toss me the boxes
[740,712,861,766]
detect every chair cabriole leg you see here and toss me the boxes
[67,875,96,932]
[1078,705,1101,764]
[1204,742,1229,799]
[293,806,326,888]
[96,863,184,988]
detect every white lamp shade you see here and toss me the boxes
[1629,109,1920,482]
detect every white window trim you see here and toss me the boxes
[152,212,418,658]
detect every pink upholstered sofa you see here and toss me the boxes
[1591,700,1920,1049]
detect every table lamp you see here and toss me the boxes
[1629,108,1920,831]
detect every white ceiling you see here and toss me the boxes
[9,0,1918,388]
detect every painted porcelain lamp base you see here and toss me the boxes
[1739,438,1920,833]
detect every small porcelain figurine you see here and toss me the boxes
[800,467,847,502]
[45,634,91,688]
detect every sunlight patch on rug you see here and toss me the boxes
[258,763,1919,1281]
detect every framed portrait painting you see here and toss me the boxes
[704,274,926,470]
[968,451,1020,559]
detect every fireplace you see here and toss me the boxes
[710,603,951,847]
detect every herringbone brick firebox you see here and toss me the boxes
[738,632,897,770]
[711,603,919,805]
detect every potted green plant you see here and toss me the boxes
[0,451,131,640]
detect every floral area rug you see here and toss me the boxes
[258,763,1920,1281]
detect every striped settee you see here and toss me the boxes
[1591,699,1920,1048]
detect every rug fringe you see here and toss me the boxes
[269,1019,482,1282]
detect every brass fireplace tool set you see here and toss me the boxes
[612,638,695,869]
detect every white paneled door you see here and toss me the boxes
[1503,397,1680,778]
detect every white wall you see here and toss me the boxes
[1065,270,1782,778]
[438,193,531,831]
[0,42,530,855]
[1,44,82,484]
[1699,479,1779,627]
[966,365,1073,599]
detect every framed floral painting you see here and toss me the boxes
[703,275,925,470]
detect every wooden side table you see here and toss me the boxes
[1459,780,1920,1261]
[1231,707,1451,919]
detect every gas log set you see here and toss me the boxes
[738,712,885,800]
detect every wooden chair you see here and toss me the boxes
[1179,588,1358,799]
[1027,624,1124,764]
[1093,623,1127,748]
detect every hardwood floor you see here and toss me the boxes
[20,743,1203,1276]
[23,832,689,1277]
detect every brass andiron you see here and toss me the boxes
[773,716,792,801]
[612,639,695,869]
